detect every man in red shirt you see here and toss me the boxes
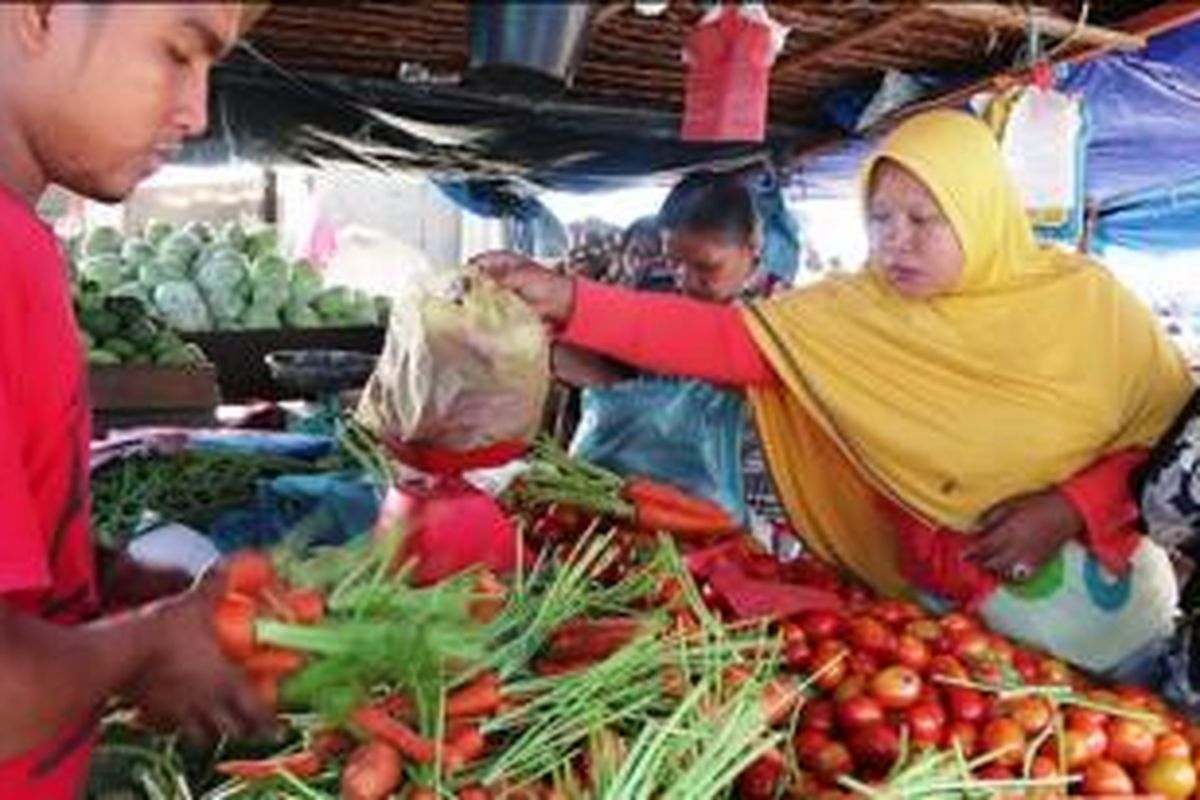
[0,5,272,796]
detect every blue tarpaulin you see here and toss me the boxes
[793,19,1200,254]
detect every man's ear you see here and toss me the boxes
[12,2,57,56]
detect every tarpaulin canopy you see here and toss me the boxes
[794,19,1200,254]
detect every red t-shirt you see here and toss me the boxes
[0,187,99,797]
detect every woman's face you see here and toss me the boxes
[666,229,757,302]
[867,161,964,299]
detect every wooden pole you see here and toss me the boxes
[927,3,1146,52]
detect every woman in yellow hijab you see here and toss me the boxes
[475,110,1193,676]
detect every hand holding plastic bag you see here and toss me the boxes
[356,268,550,452]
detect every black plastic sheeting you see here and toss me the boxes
[185,47,824,194]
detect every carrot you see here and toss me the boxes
[213,593,258,660]
[446,673,503,719]
[372,692,414,719]
[286,588,326,624]
[444,724,487,771]
[459,786,492,800]
[224,551,277,597]
[623,478,738,535]
[469,570,507,623]
[243,646,306,677]
[408,790,439,800]
[546,617,642,662]
[249,671,278,709]
[351,706,437,763]
[216,750,323,779]
[311,728,353,759]
[341,740,403,800]
[761,677,802,727]
[533,658,593,677]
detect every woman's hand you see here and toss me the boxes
[963,488,1085,583]
[470,250,575,326]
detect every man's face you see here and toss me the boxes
[18,5,242,202]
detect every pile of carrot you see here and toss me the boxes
[212,550,325,707]
[621,477,739,537]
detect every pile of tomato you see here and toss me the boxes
[762,593,1200,799]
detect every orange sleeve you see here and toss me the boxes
[559,278,778,387]
[1059,448,1149,574]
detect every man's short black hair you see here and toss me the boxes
[657,171,760,246]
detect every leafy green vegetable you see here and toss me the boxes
[152,280,212,333]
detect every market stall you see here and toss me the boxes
[74,3,1200,800]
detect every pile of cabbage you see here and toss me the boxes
[70,221,385,333]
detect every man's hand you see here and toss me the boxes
[963,488,1084,583]
[127,572,274,746]
[98,548,194,610]
[470,250,575,326]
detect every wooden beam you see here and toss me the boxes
[927,3,1146,52]
[773,6,929,82]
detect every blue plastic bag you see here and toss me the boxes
[569,377,748,523]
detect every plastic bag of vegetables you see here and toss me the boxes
[356,269,550,452]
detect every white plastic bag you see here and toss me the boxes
[356,269,550,452]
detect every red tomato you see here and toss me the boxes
[837,696,885,730]
[847,650,879,678]
[944,721,979,757]
[944,687,987,724]
[1066,708,1110,731]
[1082,758,1135,795]
[1156,732,1193,760]
[779,621,807,646]
[1038,658,1073,685]
[833,673,868,704]
[1063,724,1108,770]
[1138,755,1197,799]
[736,750,787,800]
[811,640,849,691]
[973,763,1014,781]
[799,699,835,734]
[951,630,992,662]
[783,638,811,671]
[1028,755,1058,779]
[793,729,830,768]
[927,655,969,682]
[847,723,901,774]
[1011,650,1040,684]
[939,612,977,637]
[810,741,853,781]
[848,617,896,656]
[1106,718,1157,767]
[904,619,943,643]
[980,718,1026,768]
[870,666,923,711]
[904,701,946,746]
[971,660,1004,685]
[1006,697,1052,735]
[801,610,844,640]
[895,634,932,671]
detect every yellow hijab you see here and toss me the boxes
[744,110,1193,596]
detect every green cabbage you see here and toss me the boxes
[152,280,212,332]
[84,226,123,257]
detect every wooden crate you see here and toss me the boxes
[89,364,220,436]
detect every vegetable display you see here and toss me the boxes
[74,277,207,367]
[68,221,387,333]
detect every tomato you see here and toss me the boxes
[895,634,931,671]
[944,687,987,724]
[950,630,992,662]
[1006,697,1052,735]
[799,699,835,734]
[810,741,853,781]
[779,621,807,646]
[1038,658,1073,685]
[1106,718,1157,768]
[847,723,901,774]
[927,655,969,682]
[833,673,868,704]
[1082,758,1135,795]
[871,600,909,626]
[1063,724,1108,770]
[783,639,812,671]
[736,750,787,800]
[848,617,896,655]
[847,650,879,678]
[972,660,1004,685]
[811,640,849,691]
[904,619,942,643]
[1138,755,1198,799]
[973,763,1014,781]
[1066,708,1110,731]
[792,728,830,768]
[801,610,844,640]
[980,718,1027,768]
[837,695,884,730]
[1028,755,1058,779]
[1156,732,1193,760]
[943,720,979,757]
[1011,649,1040,684]
[904,701,946,746]
[939,612,977,637]
[870,666,923,711]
